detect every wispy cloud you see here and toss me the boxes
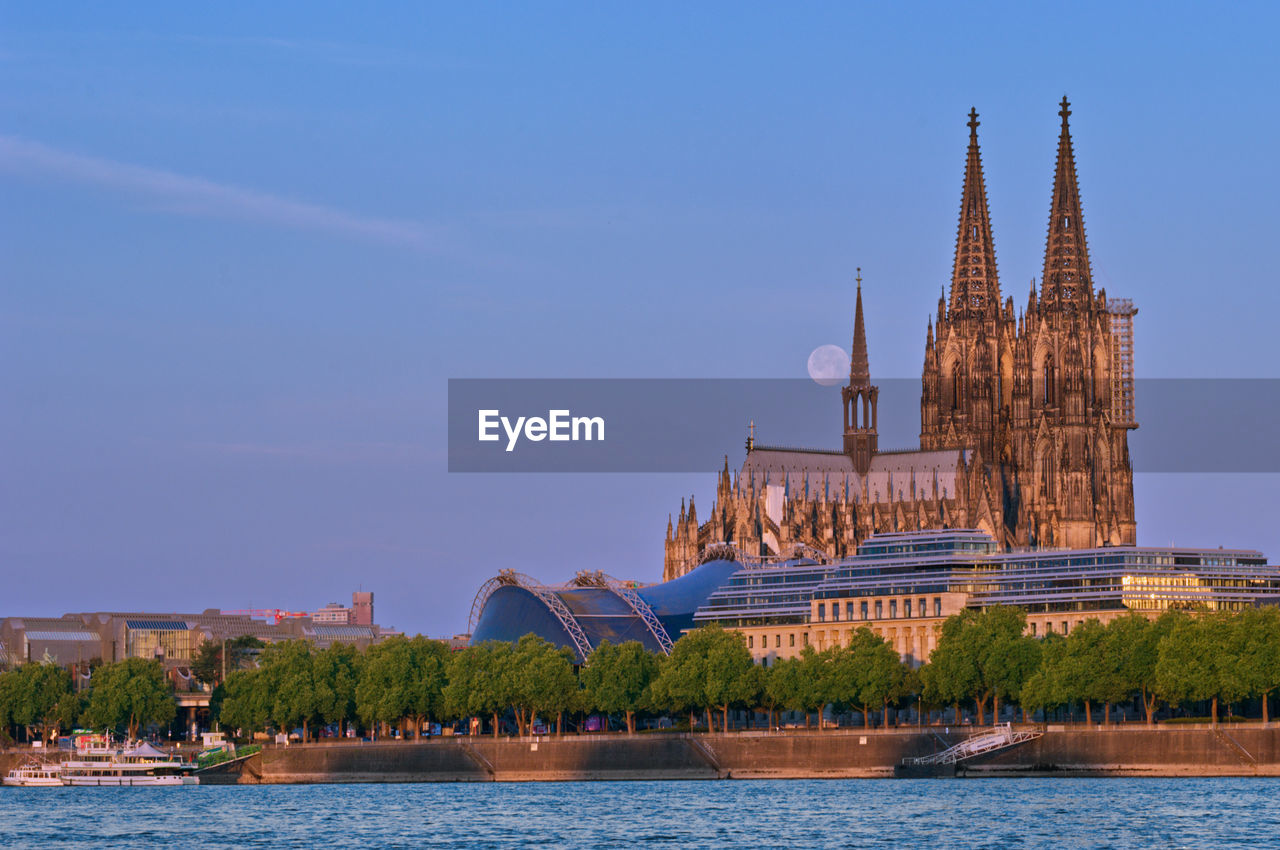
[193,440,440,465]
[0,135,449,251]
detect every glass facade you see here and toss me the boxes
[693,530,1280,630]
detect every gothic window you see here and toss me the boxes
[1043,356,1055,406]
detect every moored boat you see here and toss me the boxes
[2,762,64,787]
[60,739,198,787]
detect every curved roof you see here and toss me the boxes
[469,559,740,663]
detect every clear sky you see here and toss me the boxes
[3,2,1279,637]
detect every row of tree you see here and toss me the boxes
[0,657,175,743]
[6,605,1280,743]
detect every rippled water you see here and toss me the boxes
[2,778,1278,848]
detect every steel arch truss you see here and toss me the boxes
[468,569,595,661]
[600,576,674,655]
[570,570,673,655]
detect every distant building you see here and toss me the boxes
[306,592,375,626]
[311,603,353,625]
[351,591,374,626]
[0,590,389,672]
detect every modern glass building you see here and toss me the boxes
[468,529,1280,667]
[693,530,1280,666]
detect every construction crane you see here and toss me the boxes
[219,608,309,625]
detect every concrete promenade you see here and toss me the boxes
[155,724,1280,783]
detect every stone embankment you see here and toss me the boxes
[13,725,1280,784]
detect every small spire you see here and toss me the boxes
[849,269,870,387]
[746,419,755,453]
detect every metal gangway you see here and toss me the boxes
[904,723,1043,766]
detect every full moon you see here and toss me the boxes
[806,344,849,386]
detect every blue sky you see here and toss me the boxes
[3,2,1279,636]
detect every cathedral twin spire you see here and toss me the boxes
[1041,96,1094,307]
[948,97,1093,318]
[949,107,1001,320]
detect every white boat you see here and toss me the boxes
[59,740,198,787]
[2,762,64,787]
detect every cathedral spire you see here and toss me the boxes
[949,107,1001,320]
[849,268,870,387]
[1041,96,1094,307]
[843,268,878,475]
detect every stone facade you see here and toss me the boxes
[665,99,1137,581]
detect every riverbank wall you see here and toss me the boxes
[11,725,1280,783]
[210,724,1280,783]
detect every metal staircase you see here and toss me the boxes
[904,724,1043,767]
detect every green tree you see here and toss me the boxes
[923,607,1030,724]
[763,655,817,730]
[651,626,757,732]
[443,641,512,738]
[1103,612,1176,724]
[215,668,272,737]
[357,636,451,739]
[849,628,913,728]
[1155,612,1246,724]
[313,642,363,738]
[85,658,175,740]
[0,664,78,743]
[1056,619,1122,724]
[581,640,659,733]
[192,636,264,687]
[1020,632,1068,719]
[259,640,321,741]
[504,634,578,736]
[1236,606,1280,723]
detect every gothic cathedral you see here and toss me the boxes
[665,99,1138,580]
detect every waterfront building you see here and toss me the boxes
[693,530,1280,666]
[470,530,1280,667]
[666,99,1137,580]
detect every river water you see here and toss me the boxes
[1,778,1276,848]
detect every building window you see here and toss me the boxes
[789,634,795,648]
[832,603,840,622]
[933,597,942,617]
[919,598,928,618]
[802,633,809,646]
[1030,623,1037,637]
[1062,621,1069,634]
[889,600,898,619]
[817,603,826,622]
[875,600,883,619]
[748,635,754,649]
[846,602,855,621]
[861,601,869,620]
[905,599,913,618]
[775,634,781,648]
[1046,622,1053,634]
